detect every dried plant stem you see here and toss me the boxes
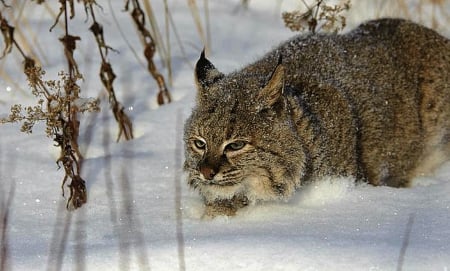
[43,1,65,31]
[163,0,173,85]
[2,60,94,210]
[203,0,211,53]
[144,0,174,85]
[0,183,14,271]
[166,4,193,69]
[101,62,134,141]
[49,0,88,210]
[143,0,168,61]
[0,11,15,58]
[107,0,145,69]
[188,0,209,53]
[125,0,172,105]
[7,0,40,61]
[417,0,450,29]
[86,2,134,142]
[0,1,10,8]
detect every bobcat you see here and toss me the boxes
[183,18,450,217]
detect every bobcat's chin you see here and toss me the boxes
[190,169,291,203]
[196,179,245,203]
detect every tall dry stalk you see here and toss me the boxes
[163,0,173,85]
[85,1,134,142]
[187,0,209,53]
[0,2,99,210]
[143,0,168,64]
[0,183,14,271]
[125,0,172,105]
[413,0,449,29]
[51,0,88,209]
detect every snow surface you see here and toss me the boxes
[0,1,449,270]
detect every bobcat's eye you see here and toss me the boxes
[225,141,246,151]
[193,139,206,150]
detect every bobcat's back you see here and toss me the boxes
[184,18,450,217]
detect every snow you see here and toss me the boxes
[1,0,449,270]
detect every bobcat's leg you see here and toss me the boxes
[203,194,249,218]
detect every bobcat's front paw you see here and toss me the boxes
[202,195,249,218]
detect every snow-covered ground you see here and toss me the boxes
[1,1,449,270]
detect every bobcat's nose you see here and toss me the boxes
[200,166,216,180]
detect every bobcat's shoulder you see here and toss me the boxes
[184,18,450,217]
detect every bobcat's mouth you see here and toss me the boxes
[187,169,244,190]
[203,178,241,186]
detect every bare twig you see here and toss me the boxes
[188,0,209,53]
[108,0,145,68]
[50,0,76,32]
[99,61,134,141]
[125,0,172,105]
[0,4,93,210]
[0,183,14,271]
[0,0,10,7]
[59,34,82,79]
[166,3,193,70]
[0,12,14,58]
[142,0,168,64]
[56,0,88,210]
[163,0,172,85]
[86,1,134,142]
[203,0,211,54]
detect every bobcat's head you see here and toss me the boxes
[184,51,306,204]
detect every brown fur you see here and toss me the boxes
[184,18,450,217]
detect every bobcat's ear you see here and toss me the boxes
[258,56,284,107]
[195,49,224,91]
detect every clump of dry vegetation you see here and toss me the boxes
[1,66,99,209]
[1,5,93,209]
[0,0,172,209]
[282,0,351,34]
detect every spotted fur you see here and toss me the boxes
[184,18,450,217]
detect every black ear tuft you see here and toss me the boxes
[257,54,285,108]
[276,53,283,66]
[195,49,224,91]
[195,49,211,83]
